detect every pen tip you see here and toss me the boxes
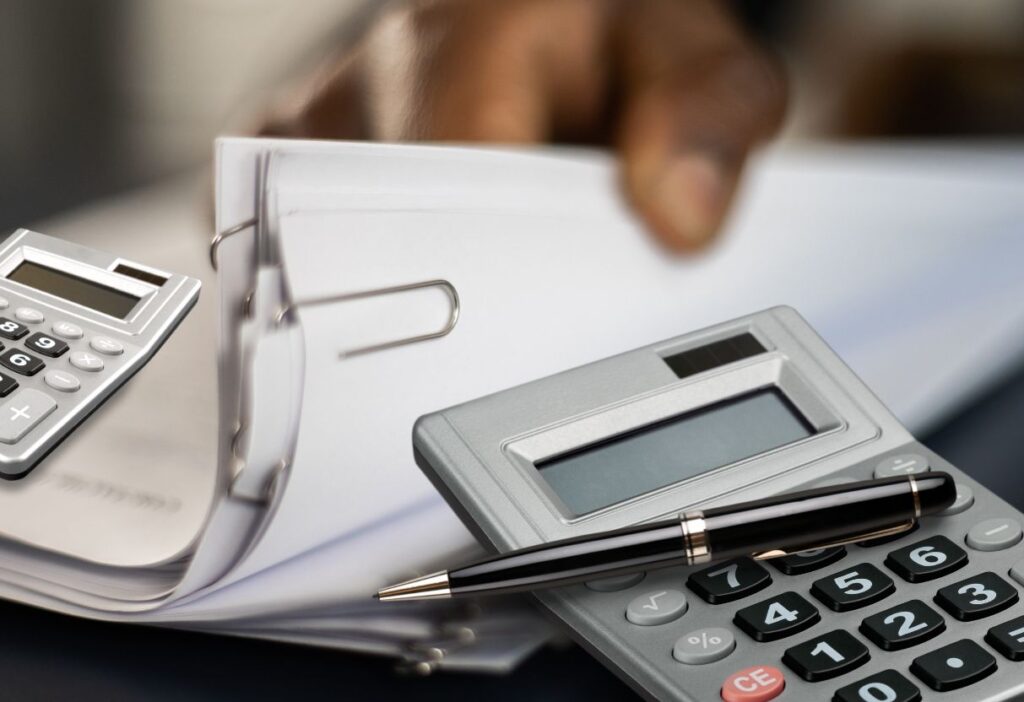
[376,571,452,602]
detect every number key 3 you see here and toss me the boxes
[935,572,1019,621]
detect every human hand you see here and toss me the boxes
[261,0,787,252]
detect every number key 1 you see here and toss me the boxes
[782,629,869,682]
[687,557,771,604]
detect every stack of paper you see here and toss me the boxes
[0,139,1020,672]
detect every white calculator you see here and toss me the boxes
[0,229,200,479]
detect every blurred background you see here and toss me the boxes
[2,0,1023,231]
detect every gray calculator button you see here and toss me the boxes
[0,297,8,309]
[966,518,1022,551]
[69,351,104,372]
[626,589,687,626]
[44,370,80,393]
[874,453,930,479]
[15,307,44,324]
[0,389,56,444]
[586,572,645,592]
[52,321,83,339]
[89,336,124,355]
[940,484,975,516]
[673,627,735,665]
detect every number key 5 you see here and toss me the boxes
[811,563,895,612]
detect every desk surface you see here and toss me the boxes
[2,361,1022,701]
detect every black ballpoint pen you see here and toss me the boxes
[376,473,957,601]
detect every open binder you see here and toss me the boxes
[0,138,1022,672]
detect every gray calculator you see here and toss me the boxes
[413,307,1024,701]
[0,229,200,479]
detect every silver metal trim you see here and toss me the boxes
[680,510,710,565]
[377,570,452,602]
[910,475,921,518]
[276,279,461,359]
[210,217,258,271]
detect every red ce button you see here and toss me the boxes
[721,665,785,702]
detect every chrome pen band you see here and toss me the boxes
[909,476,922,518]
[680,511,711,565]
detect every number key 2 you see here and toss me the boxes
[782,629,869,682]
[0,318,28,340]
[860,599,945,651]
[0,348,44,376]
[885,535,967,582]
[935,571,1019,621]
[811,562,894,612]
[24,332,68,358]
[687,557,771,604]
[734,591,819,642]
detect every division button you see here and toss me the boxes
[585,571,644,592]
[940,483,974,516]
[966,517,1023,551]
[0,372,18,398]
[910,639,997,692]
[672,627,734,664]
[51,321,84,339]
[44,370,80,393]
[625,589,687,626]
[874,453,930,479]
[0,389,57,444]
[721,665,785,702]
[782,629,869,682]
[860,599,945,651]
[687,557,771,604]
[14,307,44,324]
[89,335,124,355]
[935,572,1019,621]
[885,535,968,582]
[985,615,1024,661]
[25,332,68,358]
[69,351,104,373]
[771,546,846,575]
[833,669,921,702]
[734,591,820,642]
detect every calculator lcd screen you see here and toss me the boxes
[535,389,815,515]
[7,261,140,319]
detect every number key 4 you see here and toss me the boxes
[734,591,819,642]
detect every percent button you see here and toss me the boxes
[674,627,736,665]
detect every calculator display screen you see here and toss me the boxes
[536,389,815,515]
[8,261,140,319]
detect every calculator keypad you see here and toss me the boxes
[833,669,921,702]
[860,599,946,650]
[687,558,771,604]
[0,348,44,376]
[783,629,869,682]
[910,638,997,691]
[884,535,968,582]
[811,563,894,612]
[935,571,1019,621]
[771,546,845,575]
[735,592,820,642]
[24,332,67,358]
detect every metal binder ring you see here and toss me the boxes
[277,279,461,359]
[210,217,258,271]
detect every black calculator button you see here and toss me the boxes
[782,629,869,682]
[771,546,846,575]
[687,557,771,604]
[0,372,18,398]
[860,599,945,651]
[811,563,894,612]
[910,638,997,692]
[833,669,921,702]
[885,535,967,582]
[24,332,68,358]
[0,348,44,376]
[935,571,1018,621]
[985,615,1024,660]
[0,318,28,340]
[735,591,819,642]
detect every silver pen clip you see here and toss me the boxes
[750,519,917,561]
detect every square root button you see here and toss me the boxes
[0,389,56,444]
